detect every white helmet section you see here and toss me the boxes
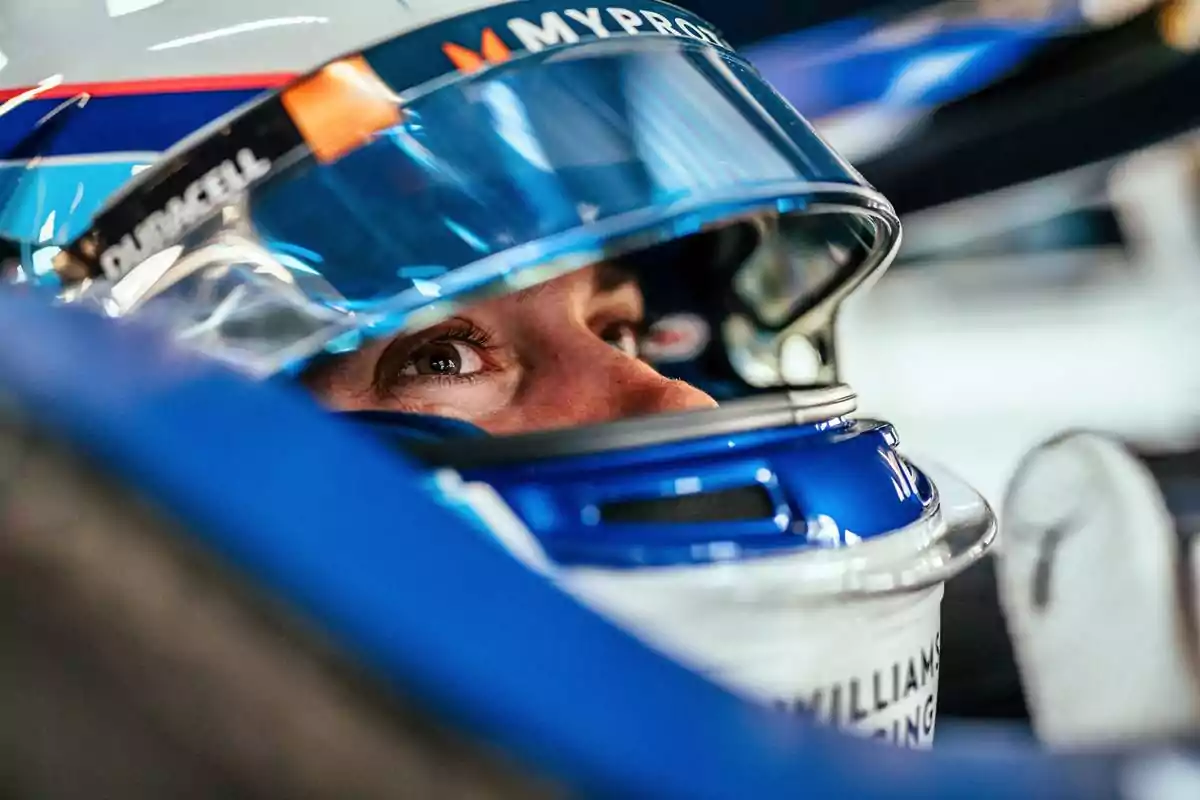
[565,569,944,748]
[0,0,509,88]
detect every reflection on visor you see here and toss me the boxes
[59,36,899,380]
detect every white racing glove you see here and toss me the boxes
[997,431,1200,748]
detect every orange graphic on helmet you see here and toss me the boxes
[442,28,512,72]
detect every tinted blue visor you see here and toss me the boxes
[60,36,899,377]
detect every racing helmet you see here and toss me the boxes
[1,0,995,745]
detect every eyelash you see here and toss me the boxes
[436,321,495,351]
[372,320,496,397]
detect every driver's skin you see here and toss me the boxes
[301,262,717,434]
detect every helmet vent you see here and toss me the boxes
[598,485,774,525]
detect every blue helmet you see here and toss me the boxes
[3,0,994,745]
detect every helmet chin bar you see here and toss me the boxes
[718,200,899,392]
[403,384,859,468]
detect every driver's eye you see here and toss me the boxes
[401,340,485,377]
[601,323,640,358]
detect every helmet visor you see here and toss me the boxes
[59,34,899,378]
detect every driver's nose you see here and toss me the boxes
[609,360,718,419]
[540,340,717,428]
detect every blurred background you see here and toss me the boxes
[694,0,1200,511]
